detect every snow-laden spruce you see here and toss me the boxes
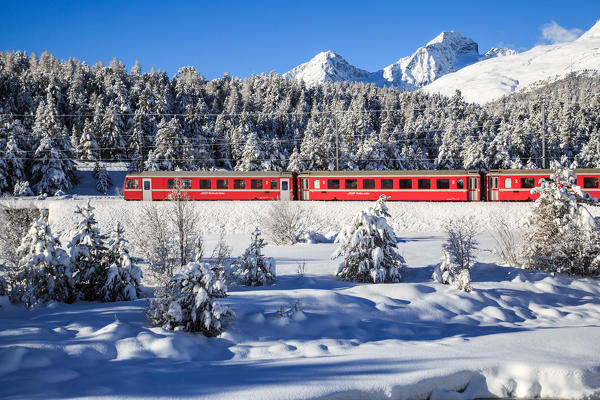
[521,166,600,276]
[100,222,142,302]
[147,262,233,335]
[9,209,72,307]
[231,228,276,286]
[333,195,405,283]
[68,201,108,301]
[93,161,112,194]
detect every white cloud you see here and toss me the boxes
[539,21,583,44]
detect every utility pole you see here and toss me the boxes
[541,101,546,169]
[334,111,339,171]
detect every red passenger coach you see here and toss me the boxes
[123,171,295,201]
[297,170,482,201]
[487,169,600,201]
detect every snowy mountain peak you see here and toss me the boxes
[283,50,373,86]
[382,31,480,89]
[578,19,600,41]
[425,30,477,50]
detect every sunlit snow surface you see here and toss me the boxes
[2,199,600,399]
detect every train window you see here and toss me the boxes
[457,179,464,189]
[234,179,246,189]
[328,179,340,189]
[381,179,393,189]
[436,179,450,189]
[399,179,412,189]
[345,179,358,189]
[584,177,599,188]
[504,178,512,189]
[363,179,375,189]
[251,179,263,189]
[217,179,228,189]
[143,181,150,191]
[200,179,211,189]
[314,180,320,189]
[126,179,139,189]
[521,178,535,188]
[167,179,177,189]
[182,179,192,189]
[418,179,431,189]
[271,179,277,189]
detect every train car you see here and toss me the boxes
[123,171,295,201]
[296,170,482,201]
[487,168,600,201]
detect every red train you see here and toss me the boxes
[123,169,600,202]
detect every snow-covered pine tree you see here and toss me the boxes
[145,117,189,171]
[100,222,142,302]
[77,119,100,161]
[235,132,264,171]
[94,161,112,194]
[231,228,276,286]
[0,136,8,195]
[4,121,27,193]
[521,166,600,276]
[10,210,72,307]
[68,201,108,301]
[333,195,405,283]
[30,97,76,195]
[146,262,233,335]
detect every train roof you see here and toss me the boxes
[126,171,294,178]
[297,170,481,177]
[487,168,600,175]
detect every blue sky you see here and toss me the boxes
[1,1,598,79]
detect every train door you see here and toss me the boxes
[489,176,499,201]
[300,178,310,200]
[468,176,479,201]
[280,178,291,201]
[142,178,152,201]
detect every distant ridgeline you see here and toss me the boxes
[0,50,599,195]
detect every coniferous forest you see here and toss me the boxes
[1,50,600,195]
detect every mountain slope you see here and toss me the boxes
[422,20,600,104]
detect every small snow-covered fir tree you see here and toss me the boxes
[68,201,108,301]
[10,210,72,307]
[521,166,600,276]
[100,222,142,302]
[333,195,405,283]
[432,250,455,284]
[94,162,112,194]
[453,269,472,293]
[432,251,472,292]
[231,228,276,286]
[147,262,233,335]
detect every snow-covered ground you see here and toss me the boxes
[2,199,600,399]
